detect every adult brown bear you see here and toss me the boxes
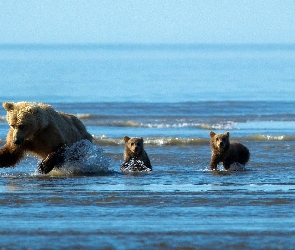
[0,102,92,174]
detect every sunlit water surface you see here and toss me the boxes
[0,44,295,249]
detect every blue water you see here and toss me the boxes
[0,44,295,249]
[1,44,294,103]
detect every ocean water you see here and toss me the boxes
[0,44,295,249]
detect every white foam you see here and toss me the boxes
[212,121,237,130]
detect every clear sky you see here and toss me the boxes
[0,0,294,44]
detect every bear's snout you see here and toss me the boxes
[217,141,226,150]
[12,131,25,145]
[130,146,140,155]
[13,138,23,145]
[13,139,21,145]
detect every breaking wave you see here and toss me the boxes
[76,113,96,120]
[244,134,295,141]
[141,121,237,130]
[1,134,294,151]
[93,136,209,146]
[74,114,238,130]
[93,134,295,146]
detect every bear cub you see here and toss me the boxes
[121,136,152,172]
[210,131,250,170]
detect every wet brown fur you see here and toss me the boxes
[0,102,92,174]
[210,131,250,170]
[123,136,152,170]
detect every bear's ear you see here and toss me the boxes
[3,102,15,111]
[140,137,144,142]
[225,132,230,137]
[124,136,130,143]
[210,131,215,137]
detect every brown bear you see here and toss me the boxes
[121,136,152,172]
[209,131,250,170]
[0,101,93,174]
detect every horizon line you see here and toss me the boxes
[0,42,295,46]
[0,43,294,51]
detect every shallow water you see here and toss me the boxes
[0,44,295,249]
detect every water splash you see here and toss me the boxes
[228,162,247,171]
[120,158,152,173]
[48,140,112,176]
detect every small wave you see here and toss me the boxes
[144,122,205,128]
[76,113,95,120]
[244,134,295,141]
[43,140,112,176]
[92,120,142,127]
[74,115,239,130]
[92,133,295,147]
[112,121,141,127]
[141,121,237,130]
[0,116,6,123]
[146,137,209,145]
[211,121,238,130]
[98,121,196,128]
[198,124,213,130]
[93,135,209,146]
[93,135,124,145]
[87,120,238,129]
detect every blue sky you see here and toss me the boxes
[0,0,294,44]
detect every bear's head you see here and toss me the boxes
[124,136,144,155]
[3,102,49,145]
[210,131,230,152]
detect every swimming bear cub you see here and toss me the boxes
[120,136,152,172]
[209,131,250,170]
